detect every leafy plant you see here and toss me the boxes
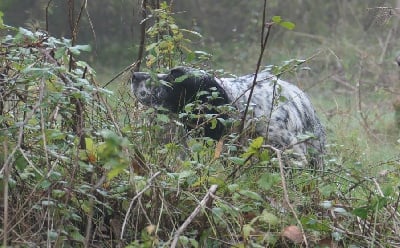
[145,1,203,69]
[2,1,400,247]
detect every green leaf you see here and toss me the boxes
[54,47,67,59]
[190,142,203,153]
[157,113,170,123]
[228,156,246,165]
[175,75,189,83]
[70,230,85,242]
[259,150,270,161]
[271,16,282,23]
[257,173,280,191]
[106,160,128,180]
[186,51,196,62]
[352,207,368,219]
[301,216,330,231]
[243,224,254,239]
[0,11,4,28]
[47,230,58,240]
[39,180,52,189]
[239,190,263,201]
[280,21,295,30]
[210,118,217,129]
[41,200,55,206]
[208,176,226,188]
[260,210,279,226]
[250,137,264,149]
[85,137,95,154]
[189,238,199,248]
[69,44,91,55]
[271,16,295,30]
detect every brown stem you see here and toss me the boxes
[239,0,273,135]
[66,0,87,149]
[135,0,148,72]
[45,0,53,32]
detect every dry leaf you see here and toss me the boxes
[214,139,224,159]
[281,225,303,244]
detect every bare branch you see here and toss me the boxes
[170,184,218,248]
[120,171,162,239]
[270,146,309,247]
[239,0,273,136]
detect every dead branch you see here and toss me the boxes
[120,171,161,240]
[170,184,218,248]
[269,146,309,247]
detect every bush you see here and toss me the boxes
[1,7,400,248]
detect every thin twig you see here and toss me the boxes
[45,0,53,32]
[356,59,380,141]
[239,0,273,135]
[270,146,309,247]
[135,0,148,72]
[0,70,46,242]
[120,171,161,239]
[2,138,9,247]
[102,62,137,88]
[170,184,218,248]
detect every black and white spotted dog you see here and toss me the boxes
[130,66,326,166]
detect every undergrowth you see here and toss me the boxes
[1,3,400,248]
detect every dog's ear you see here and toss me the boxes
[167,67,188,83]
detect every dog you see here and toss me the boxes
[130,66,326,166]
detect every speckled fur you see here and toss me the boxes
[130,66,326,166]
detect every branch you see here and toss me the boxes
[45,0,54,32]
[135,0,148,72]
[269,146,309,247]
[239,0,273,135]
[170,184,218,248]
[120,171,161,239]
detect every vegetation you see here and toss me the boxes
[1,1,400,247]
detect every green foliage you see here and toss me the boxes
[2,2,400,247]
[145,2,203,69]
[0,25,131,246]
[0,11,4,28]
[271,16,295,30]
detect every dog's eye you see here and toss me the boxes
[131,73,137,81]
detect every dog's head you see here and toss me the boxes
[130,66,229,112]
[130,67,231,139]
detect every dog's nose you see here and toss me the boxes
[131,72,150,83]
